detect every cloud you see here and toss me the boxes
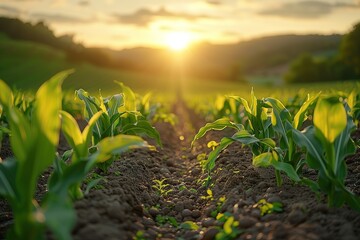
[31,12,90,23]
[0,5,22,14]
[78,0,89,6]
[113,7,214,26]
[259,1,360,19]
[158,25,207,33]
[206,0,221,5]
[222,31,240,37]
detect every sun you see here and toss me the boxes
[165,31,191,51]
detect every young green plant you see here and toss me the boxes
[76,85,161,172]
[54,110,152,199]
[292,97,360,210]
[152,178,173,196]
[0,71,154,240]
[0,71,71,240]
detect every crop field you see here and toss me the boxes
[0,70,359,240]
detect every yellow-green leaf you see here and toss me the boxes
[92,135,149,163]
[224,216,234,234]
[180,221,199,230]
[0,80,14,108]
[314,98,347,143]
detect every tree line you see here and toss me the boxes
[285,22,360,83]
[0,17,131,69]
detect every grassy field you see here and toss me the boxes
[0,33,175,94]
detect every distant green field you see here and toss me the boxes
[0,34,359,104]
[0,33,175,95]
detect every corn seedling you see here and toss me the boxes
[192,91,320,187]
[55,108,152,199]
[76,84,161,146]
[0,71,72,240]
[0,71,153,239]
[76,84,161,172]
[292,97,360,210]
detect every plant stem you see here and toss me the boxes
[325,142,336,207]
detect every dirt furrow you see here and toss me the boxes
[71,100,208,240]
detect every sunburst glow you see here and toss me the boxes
[165,31,191,51]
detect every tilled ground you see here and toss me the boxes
[1,101,360,240]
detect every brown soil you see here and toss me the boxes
[1,100,360,240]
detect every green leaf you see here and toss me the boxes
[253,151,300,182]
[293,92,320,129]
[61,110,104,162]
[140,92,152,114]
[230,96,251,113]
[232,93,270,137]
[105,94,124,117]
[314,97,347,143]
[0,158,17,201]
[231,130,276,148]
[292,127,328,174]
[85,177,105,195]
[0,80,14,108]
[75,89,103,139]
[76,89,100,119]
[265,97,291,146]
[224,216,235,234]
[343,189,360,211]
[0,82,31,162]
[48,160,88,199]
[334,108,356,175]
[89,135,150,167]
[17,70,67,206]
[253,152,273,168]
[206,137,234,171]
[271,160,301,182]
[82,111,104,147]
[44,194,76,240]
[6,108,31,162]
[180,221,199,230]
[116,81,136,112]
[192,118,243,147]
[60,111,84,159]
[121,120,162,146]
[301,177,320,193]
[34,70,70,147]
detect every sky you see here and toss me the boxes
[1,0,360,50]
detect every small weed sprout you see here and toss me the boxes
[215,212,243,240]
[253,199,283,216]
[84,173,107,195]
[155,215,178,227]
[201,189,214,201]
[211,196,226,218]
[152,179,173,196]
[207,140,219,150]
[197,153,207,170]
[179,221,199,230]
[133,230,146,240]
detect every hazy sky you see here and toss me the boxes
[1,0,360,49]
